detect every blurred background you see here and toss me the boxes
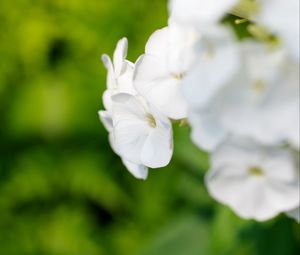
[0,0,299,254]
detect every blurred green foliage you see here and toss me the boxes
[0,0,299,254]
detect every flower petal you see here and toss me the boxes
[140,114,173,168]
[145,27,169,58]
[112,94,150,164]
[122,159,149,180]
[113,37,128,76]
[134,55,188,119]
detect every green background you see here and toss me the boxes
[0,0,299,254]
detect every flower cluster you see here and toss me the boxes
[99,0,299,222]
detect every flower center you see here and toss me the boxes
[171,73,185,81]
[146,114,157,128]
[253,79,266,93]
[248,166,264,177]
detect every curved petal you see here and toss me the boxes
[134,54,168,83]
[102,89,113,111]
[102,54,116,89]
[134,55,188,119]
[98,110,113,132]
[145,27,169,58]
[113,37,128,76]
[117,62,136,95]
[113,119,149,164]
[112,94,150,164]
[183,39,239,109]
[122,159,149,180]
[140,116,173,168]
[265,180,300,213]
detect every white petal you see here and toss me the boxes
[113,38,128,76]
[102,89,113,111]
[182,27,239,109]
[116,61,136,95]
[188,108,227,151]
[108,132,119,155]
[134,54,168,82]
[265,180,299,213]
[140,111,173,168]
[145,27,169,58]
[167,19,199,73]
[262,148,298,182]
[102,54,113,72]
[112,94,150,164]
[98,110,113,132]
[211,137,262,169]
[134,55,188,119]
[102,54,116,90]
[122,159,149,180]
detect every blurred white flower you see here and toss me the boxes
[286,207,300,223]
[219,42,299,148]
[101,37,136,110]
[134,23,197,119]
[257,0,300,62]
[182,25,240,109]
[112,93,173,168]
[169,0,238,25]
[98,110,148,180]
[206,138,299,221]
[188,100,228,152]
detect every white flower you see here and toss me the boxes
[256,0,299,62]
[134,23,198,120]
[99,38,148,180]
[112,93,173,168]
[219,42,299,149]
[206,138,299,221]
[101,37,136,111]
[169,0,238,25]
[286,207,300,223]
[98,110,148,180]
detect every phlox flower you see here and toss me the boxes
[99,38,148,179]
[111,93,173,168]
[206,138,299,221]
